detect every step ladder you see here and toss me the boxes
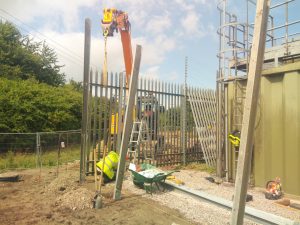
[127,120,152,164]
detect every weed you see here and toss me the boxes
[7,150,15,168]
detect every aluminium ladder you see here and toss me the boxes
[127,120,152,164]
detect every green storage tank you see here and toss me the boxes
[226,61,300,197]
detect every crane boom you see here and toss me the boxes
[101,8,133,87]
[120,30,133,85]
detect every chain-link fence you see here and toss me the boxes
[0,130,81,171]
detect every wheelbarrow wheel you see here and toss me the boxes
[133,178,144,188]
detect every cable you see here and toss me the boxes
[0,8,84,62]
[0,9,99,70]
[0,14,84,67]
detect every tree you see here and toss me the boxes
[0,78,82,133]
[68,79,83,92]
[0,21,27,80]
[0,21,65,86]
[38,42,66,86]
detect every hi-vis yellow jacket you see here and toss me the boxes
[96,151,119,179]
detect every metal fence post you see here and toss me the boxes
[181,84,187,166]
[36,132,41,168]
[116,73,124,153]
[57,133,61,177]
[182,57,188,165]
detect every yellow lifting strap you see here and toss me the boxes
[102,35,108,85]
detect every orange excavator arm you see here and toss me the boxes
[101,8,133,87]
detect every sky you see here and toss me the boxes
[0,0,299,88]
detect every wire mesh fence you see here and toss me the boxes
[0,130,81,171]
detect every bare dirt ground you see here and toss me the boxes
[1,162,299,225]
[0,162,193,225]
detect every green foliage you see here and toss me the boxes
[0,21,65,86]
[68,79,83,92]
[159,104,195,130]
[0,78,82,132]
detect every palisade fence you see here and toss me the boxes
[0,130,81,171]
[86,71,216,172]
[187,87,217,167]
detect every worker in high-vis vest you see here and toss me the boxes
[96,151,119,182]
[228,130,241,147]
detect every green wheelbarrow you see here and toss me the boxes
[129,163,178,194]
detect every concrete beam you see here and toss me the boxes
[80,18,91,183]
[113,45,142,200]
[231,0,270,224]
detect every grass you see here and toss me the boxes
[0,147,214,175]
[174,162,216,174]
[0,145,81,172]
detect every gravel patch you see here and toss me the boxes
[55,187,94,210]
[123,178,257,225]
[123,169,300,224]
[47,170,79,193]
[46,163,95,211]
[172,170,300,222]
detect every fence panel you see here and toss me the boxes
[88,71,208,171]
[187,87,217,167]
